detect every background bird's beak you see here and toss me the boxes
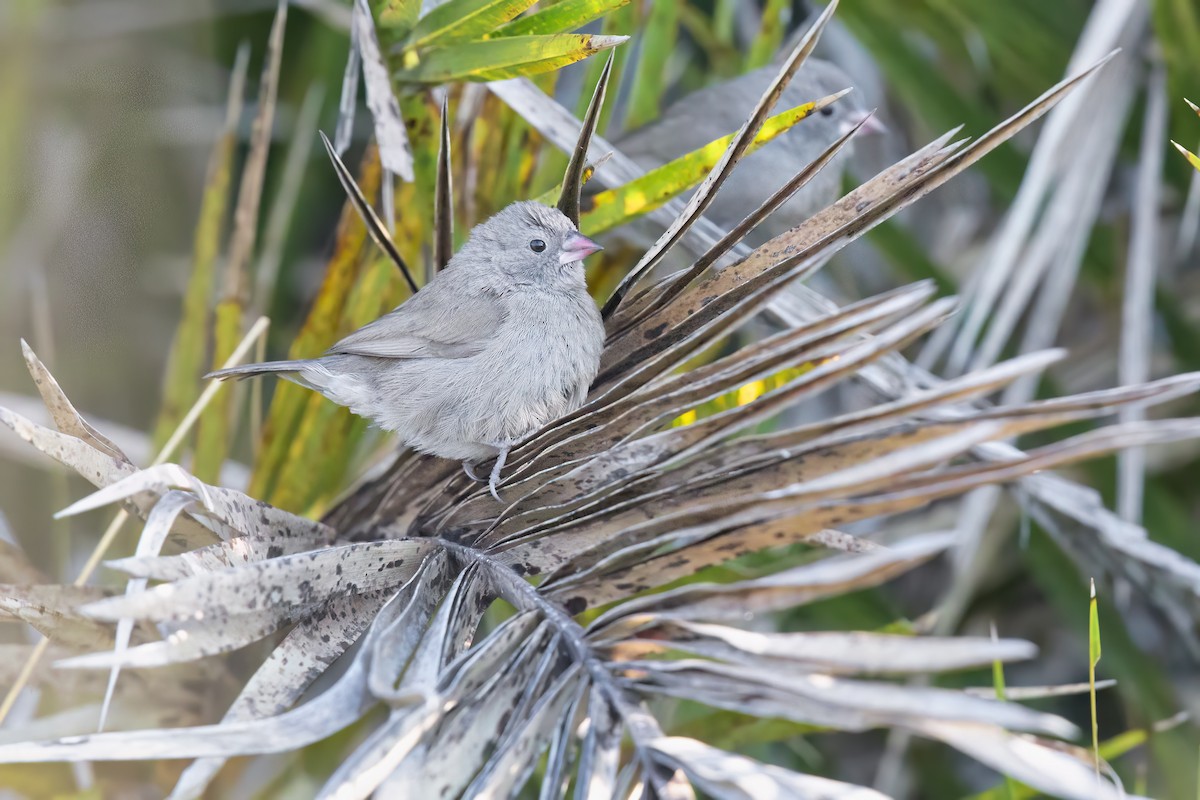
[560,232,603,264]
[843,111,888,137]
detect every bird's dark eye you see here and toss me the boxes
[530,239,547,253]
[819,106,834,117]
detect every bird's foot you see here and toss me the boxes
[462,461,485,483]
[487,446,509,503]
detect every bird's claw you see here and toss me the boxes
[487,446,509,503]
[462,462,485,483]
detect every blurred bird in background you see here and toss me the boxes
[616,57,884,246]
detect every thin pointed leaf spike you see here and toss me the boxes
[318,131,420,294]
[434,95,454,274]
[558,50,614,227]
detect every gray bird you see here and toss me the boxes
[617,58,883,244]
[207,201,605,501]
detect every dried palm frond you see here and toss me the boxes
[2,8,1196,800]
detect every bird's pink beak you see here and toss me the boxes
[560,232,603,264]
[842,110,888,137]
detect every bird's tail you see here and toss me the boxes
[204,360,314,381]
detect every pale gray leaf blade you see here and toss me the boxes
[627,660,1076,738]
[914,720,1124,800]
[573,686,621,800]
[105,528,332,582]
[382,624,554,799]
[366,552,455,701]
[316,704,442,800]
[20,339,129,463]
[354,0,414,180]
[56,606,296,670]
[539,679,589,800]
[334,612,544,800]
[334,0,362,154]
[628,622,1037,675]
[81,539,436,623]
[0,584,115,651]
[0,406,136,495]
[169,587,398,800]
[649,737,889,800]
[462,664,583,799]
[963,679,1117,700]
[54,463,334,546]
[0,652,376,762]
[372,565,486,703]
[98,490,197,731]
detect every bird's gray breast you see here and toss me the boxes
[428,286,601,450]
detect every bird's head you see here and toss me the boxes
[461,201,602,288]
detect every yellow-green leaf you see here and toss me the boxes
[398,33,627,84]
[250,150,383,505]
[492,0,632,38]
[269,256,404,514]
[579,97,837,236]
[406,0,538,48]
[375,0,420,35]
[1172,140,1200,172]
[192,298,244,484]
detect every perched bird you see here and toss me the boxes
[617,58,884,244]
[207,201,605,500]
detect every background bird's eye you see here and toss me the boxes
[530,239,546,252]
[819,106,834,117]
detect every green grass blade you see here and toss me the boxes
[990,624,1018,800]
[1089,577,1102,780]
[746,0,788,70]
[624,0,678,130]
[151,44,249,450]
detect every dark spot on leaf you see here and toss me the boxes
[564,597,587,615]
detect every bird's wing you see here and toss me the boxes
[326,286,506,360]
